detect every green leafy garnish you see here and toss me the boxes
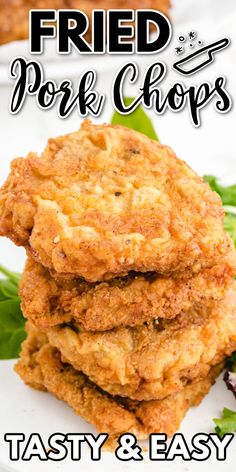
[214,408,236,436]
[204,176,236,206]
[0,266,26,359]
[224,214,236,247]
[111,97,158,141]
[204,176,236,248]
[226,352,236,373]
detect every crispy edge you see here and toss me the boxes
[0,121,232,282]
[15,323,222,442]
[19,252,236,331]
[45,286,236,400]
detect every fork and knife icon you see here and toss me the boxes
[173,38,230,76]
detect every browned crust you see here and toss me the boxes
[0,121,232,282]
[45,286,236,400]
[15,322,222,441]
[19,253,236,330]
[0,0,171,46]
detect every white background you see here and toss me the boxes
[0,0,236,471]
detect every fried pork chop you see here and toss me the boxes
[15,322,222,442]
[19,253,236,330]
[0,121,232,281]
[44,286,236,401]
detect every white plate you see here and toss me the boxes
[0,361,236,472]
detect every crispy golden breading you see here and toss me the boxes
[0,121,232,282]
[20,253,236,330]
[15,323,222,441]
[0,0,171,45]
[45,286,236,401]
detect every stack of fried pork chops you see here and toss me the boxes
[0,121,236,443]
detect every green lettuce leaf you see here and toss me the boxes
[111,97,158,141]
[214,408,236,436]
[0,267,26,359]
[204,176,236,248]
[204,176,236,206]
[224,213,236,247]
